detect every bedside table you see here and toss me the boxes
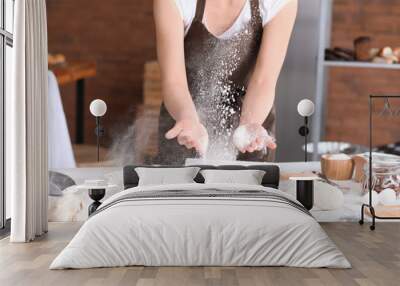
[88,188,106,216]
[78,180,116,216]
[289,176,318,210]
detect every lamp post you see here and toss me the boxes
[89,99,107,162]
[297,99,315,162]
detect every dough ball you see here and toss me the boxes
[233,125,253,150]
[314,181,344,211]
[378,188,397,205]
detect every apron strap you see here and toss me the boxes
[249,0,262,23]
[194,0,206,22]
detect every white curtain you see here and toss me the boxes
[8,0,49,242]
[48,71,76,169]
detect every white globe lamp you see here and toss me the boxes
[89,99,107,162]
[297,99,315,117]
[297,99,315,162]
[90,99,107,117]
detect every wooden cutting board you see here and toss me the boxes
[364,205,400,217]
[280,172,317,181]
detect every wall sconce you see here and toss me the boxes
[297,99,315,162]
[89,99,107,162]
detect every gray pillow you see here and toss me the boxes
[200,169,266,185]
[48,171,76,196]
[49,181,63,196]
[135,167,200,186]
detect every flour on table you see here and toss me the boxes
[326,154,352,160]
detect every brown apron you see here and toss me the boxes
[157,0,276,165]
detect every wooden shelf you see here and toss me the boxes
[50,61,97,86]
[324,60,400,70]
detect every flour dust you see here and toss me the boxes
[107,112,157,166]
[107,23,263,164]
[187,26,258,161]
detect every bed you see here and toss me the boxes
[50,165,350,269]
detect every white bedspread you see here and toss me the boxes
[50,183,351,269]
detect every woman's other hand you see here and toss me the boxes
[165,119,209,156]
[233,124,277,153]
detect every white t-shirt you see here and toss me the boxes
[174,0,293,39]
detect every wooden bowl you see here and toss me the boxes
[321,154,355,181]
[352,154,368,183]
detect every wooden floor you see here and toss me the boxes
[0,222,399,286]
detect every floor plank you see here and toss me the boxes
[0,222,399,286]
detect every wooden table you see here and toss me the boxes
[50,61,97,144]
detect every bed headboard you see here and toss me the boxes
[123,165,280,189]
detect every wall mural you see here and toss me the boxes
[45,0,400,225]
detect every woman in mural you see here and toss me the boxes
[154,0,297,164]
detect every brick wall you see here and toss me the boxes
[327,0,400,147]
[46,0,156,145]
[47,0,400,148]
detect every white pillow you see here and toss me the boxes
[200,169,266,185]
[135,167,200,186]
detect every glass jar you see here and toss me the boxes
[362,153,400,194]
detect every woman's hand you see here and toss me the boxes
[239,1,297,145]
[165,119,209,156]
[233,124,277,153]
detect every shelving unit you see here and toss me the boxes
[310,0,400,160]
[323,61,400,70]
[359,95,400,231]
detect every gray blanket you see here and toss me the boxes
[93,188,311,217]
